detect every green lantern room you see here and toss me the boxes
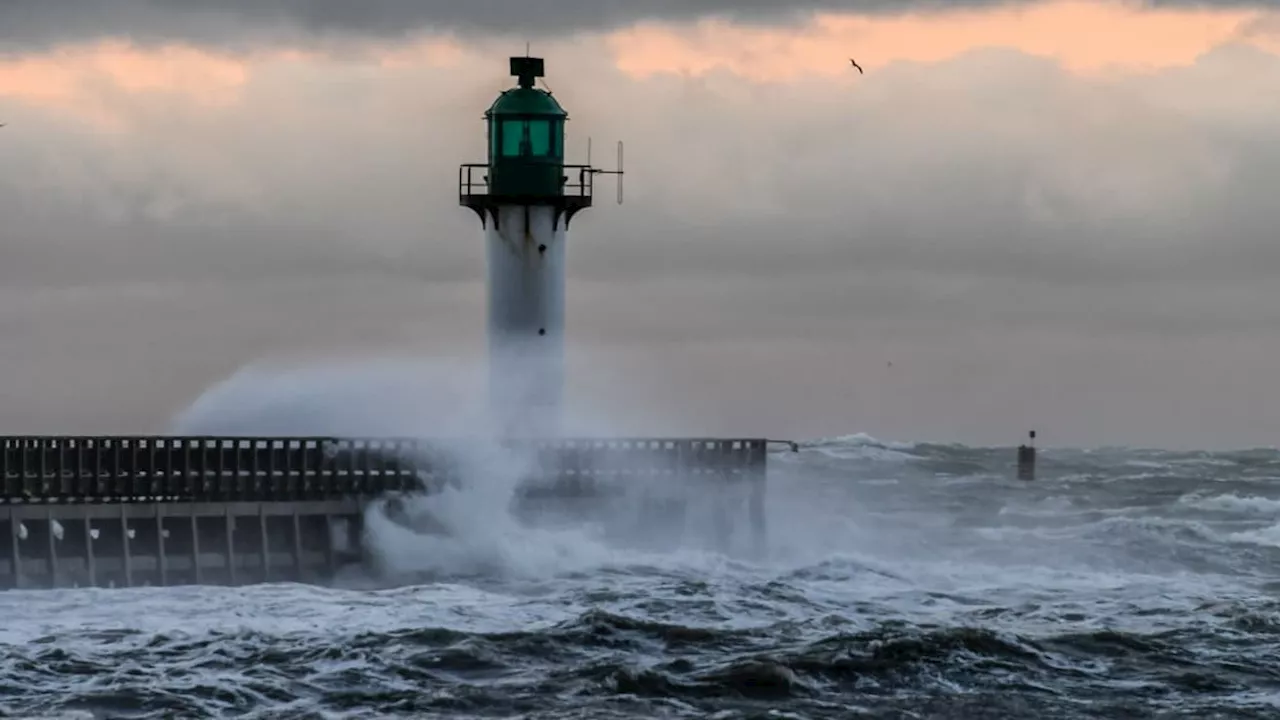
[485,57,567,199]
[460,55,608,230]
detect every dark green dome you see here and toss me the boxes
[486,87,567,118]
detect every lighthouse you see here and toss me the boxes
[460,56,621,437]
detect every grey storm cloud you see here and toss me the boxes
[1,0,1279,49]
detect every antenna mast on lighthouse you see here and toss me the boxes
[459,55,624,437]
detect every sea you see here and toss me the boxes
[0,432,1277,719]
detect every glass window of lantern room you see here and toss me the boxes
[527,119,551,156]
[500,119,525,156]
[551,119,563,157]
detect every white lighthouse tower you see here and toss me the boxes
[460,56,621,438]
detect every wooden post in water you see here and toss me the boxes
[747,439,768,559]
[1016,430,1037,481]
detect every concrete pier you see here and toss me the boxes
[0,500,361,589]
[0,436,769,589]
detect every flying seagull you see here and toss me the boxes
[849,58,863,74]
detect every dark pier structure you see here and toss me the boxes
[0,436,769,590]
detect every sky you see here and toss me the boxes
[2,1,1280,448]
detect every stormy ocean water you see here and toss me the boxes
[0,364,1278,719]
[1,436,1278,719]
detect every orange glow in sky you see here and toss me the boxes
[0,0,1276,120]
[610,1,1273,80]
[0,41,247,108]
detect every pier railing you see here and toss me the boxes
[0,436,768,504]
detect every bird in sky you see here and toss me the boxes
[849,58,863,74]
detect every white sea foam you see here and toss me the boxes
[1180,492,1280,515]
[1227,523,1280,548]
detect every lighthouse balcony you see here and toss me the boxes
[458,162,594,209]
